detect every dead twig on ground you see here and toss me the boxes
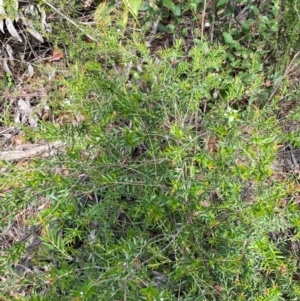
[146,13,161,48]
[0,141,65,161]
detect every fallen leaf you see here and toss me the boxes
[214,285,223,294]
[84,0,93,8]
[28,63,34,77]
[263,80,272,87]
[0,19,4,34]
[11,135,25,145]
[27,27,44,42]
[18,160,29,166]
[74,113,86,124]
[61,169,69,176]
[49,48,64,62]
[6,17,22,42]
[293,195,300,205]
[205,135,219,153]
[199,201,210,207]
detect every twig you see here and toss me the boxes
[266,51,300,105]
[289,147,299,169]
[201,0,207,42]
[146,13,161,47]
[42,1,97,42]
[0,141,65,161]
[0,127,16,136]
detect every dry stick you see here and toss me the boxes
[289,147,299,170]
[42,1,97,42]
[0,141,65,161]
[266,51,300,105]
[201,0,207,42]
[146,13,161,48]
[210,0,218,42]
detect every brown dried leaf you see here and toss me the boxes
[205,135,219,153]
[11,135,25,145]
[214,285,223,294]
[49,48,64,62]
[199,201,210,207]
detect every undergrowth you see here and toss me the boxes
[0,1,300,300]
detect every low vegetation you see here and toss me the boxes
[1,0,300,300]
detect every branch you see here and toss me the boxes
[0,141,65,161]
[42,1,98,42]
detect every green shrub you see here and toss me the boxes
[1,1,300,300]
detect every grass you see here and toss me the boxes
[1,1,300,300]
